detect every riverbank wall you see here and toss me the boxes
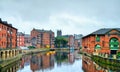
[0,48,50,68]
[91,55,120,71]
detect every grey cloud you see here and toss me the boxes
[0,0,120,35]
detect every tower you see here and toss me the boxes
[57,30,62,37]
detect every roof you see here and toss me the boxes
[0,18,17,30]
[17,32,24,36]
[83,28,120,38]
[62,35,73,37]
[24,34,30,37]
[33,28,54,34]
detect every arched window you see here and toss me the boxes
[109,38,119,50]
[95,44,101,49]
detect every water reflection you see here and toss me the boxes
[30,52,54,72]
[82,55,120,72]
[2,51,120,72]
[54,51,76,68]
[0,50,83,72]
[0,60,20,72]
[18,50,83,72]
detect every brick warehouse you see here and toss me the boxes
[0,18,17,49]
[31,28,54,48]
[82,28,120,56]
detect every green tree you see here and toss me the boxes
[54,36,68,48]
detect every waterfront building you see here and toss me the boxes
[82,28,120,57]
[31,28,54,48]
[0,18,21,61]
[74,34,83,49]
[17,32,25,47]
[0,18,17,49]
[24,34,31,47]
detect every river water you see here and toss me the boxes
[1,50,119,72]
[17,50,83,72]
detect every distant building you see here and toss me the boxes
[0,18,17,49]
[62,35,74,48]
[74,34,83,40]
[24,34,31,47]
[82,28,120,57]
[31,28,54,48]
[17,32,25,47]
[57,30,62,37]
[74,34,83,49]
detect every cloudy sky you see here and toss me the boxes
[0,0,120,36]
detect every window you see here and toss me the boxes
[96,35,100,42]
[95,44,101,49]
[109,38,119,50]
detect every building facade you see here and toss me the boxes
[74,34,83,49]
[0,18,17,49]
[82,28,120,56]
[24,34,31,47]
[31,28,54,48]
[17,32,25,47]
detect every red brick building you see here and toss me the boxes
[0,18,17,49]
[82,28,120,55]
[17,32,25,47]
[24,34,31,47]
[31,28,54,48]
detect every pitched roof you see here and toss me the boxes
[24,34,30,37]
[91,28,120,35]
[33,28,54,33]
[17,32,24,36]
[0,18,17,30]
[83,28,120,38]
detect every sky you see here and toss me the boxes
[0,0,120,36]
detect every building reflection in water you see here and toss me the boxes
[20,55,31,69]
[82,55,109,72]
[0,60,20,72]
[0,50,81,72]
[55,50,77,67]
[30,52,55,72]
[82,55,120,72]
[30,51,77,71]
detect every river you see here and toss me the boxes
[1,50,119,72]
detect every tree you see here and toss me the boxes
[54,36,68,48]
